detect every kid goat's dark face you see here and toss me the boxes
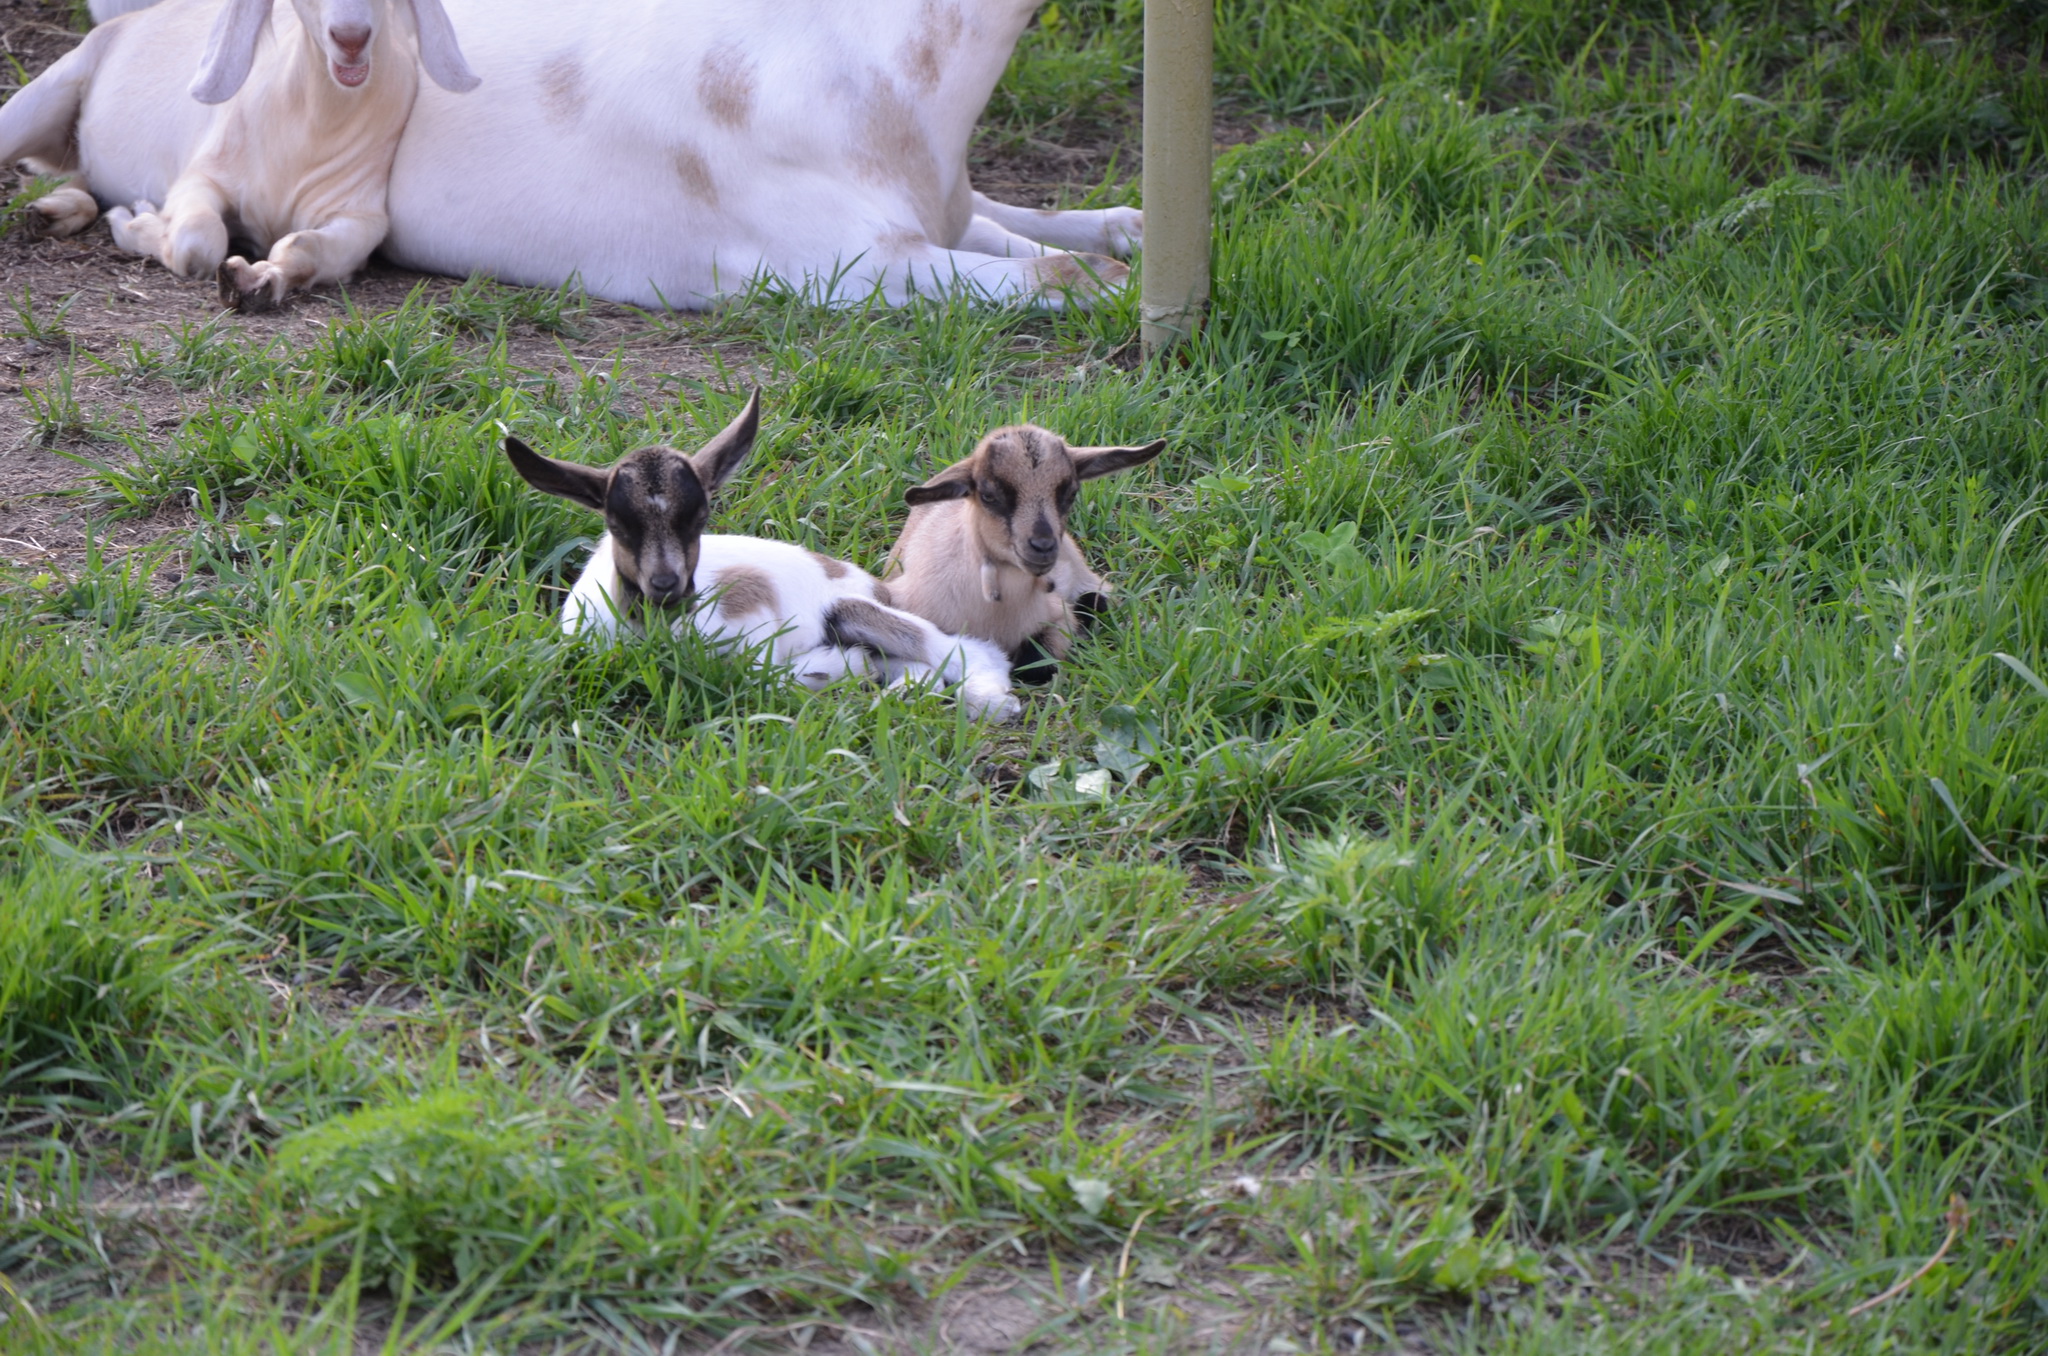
[502,389,763,618]
[605,451,710,611]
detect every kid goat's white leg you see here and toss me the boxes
[21,173,99,237]
[106,175,232,280]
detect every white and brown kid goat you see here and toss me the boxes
[2,0,478,310]
[505,392,1022,723]
[882,424,1166,681]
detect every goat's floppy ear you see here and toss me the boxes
[903,460,976,507]
[404,0,482,93]
[189,0,274,105]
[1070,439,1168,481]
[687,389,761,499]
[504,436,609,513]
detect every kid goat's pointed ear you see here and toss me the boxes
[903,460,976,507]
[503,435,609,513]
[687,389,761,499]
[1070,439,1168,481]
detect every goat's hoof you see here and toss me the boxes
[22,203,62,240]
[216,259,240,308]
[973,693,1025,724]
[24,197,92,240]
[1009,634,1060,686]
[1030,252,1129,303]
[1103,206,1144,257]
[1073,591,1110,630]
[219,257,284,313]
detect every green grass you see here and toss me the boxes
[3,1,2046,1350]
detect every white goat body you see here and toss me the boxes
[565,532,1021,721]
[6,0,476,309]
[72,0,1136,309]
[376,0,1141,308]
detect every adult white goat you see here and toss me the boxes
[82,0,1143,309]
[507,391,1022,723]
[5,0,478,310]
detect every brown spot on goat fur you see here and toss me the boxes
[807,550,852,580]
[826,597,931,660]
[673,145,719,207]
[711,566,780,619]
[896,0,964,93]
[538,55,588,123]
[698,45,757,128]
[853,75,947,241]
[875,226,927,256]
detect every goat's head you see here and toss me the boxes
[504,391,761,616]
[190,0,480,106]
[904,425,1166,576]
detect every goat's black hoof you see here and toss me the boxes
[1073,592,1110,631]
[1010,634,1060,686]
[216,259,252,310]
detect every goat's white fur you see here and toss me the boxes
[7,0,476,309]
[379,0,1140,308]
[563,533,1022,722]
[82,0,1143,308]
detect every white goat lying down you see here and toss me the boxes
[377,0,1141,309]
[4,0,478,310]
[505,392,1022,723]
[76,1,1135,310]
[883,423,1166,679]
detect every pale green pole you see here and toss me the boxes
[1140,0,1213,356]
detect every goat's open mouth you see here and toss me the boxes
[332,59,370,87]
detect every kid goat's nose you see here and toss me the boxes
[647,571,681,594]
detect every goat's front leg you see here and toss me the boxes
[219,211,386,313]
[106,176,229,280]
[954,215,1053,258]
[970,191,1143,259]
[13,159,98,238]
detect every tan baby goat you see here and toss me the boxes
[882,424,1166,679]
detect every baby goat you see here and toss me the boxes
[1,0,478,310]
[882,425,1166,679]
[506,392,1021,723]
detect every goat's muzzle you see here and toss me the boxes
[642,572,691,610]
[329,25,373,87]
